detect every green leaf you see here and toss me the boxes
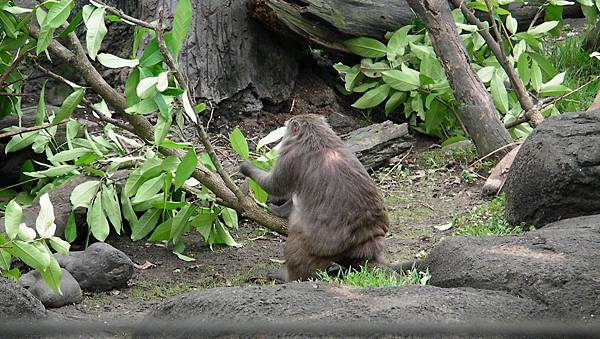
[125,68,141,107]
[48,148,90,163]
[0,249,11,271]
[64,211,77,243]
[384,91,407,115]
[36,80,47,125]
[359,59,389,78]
[25,164,77,178]
[248,179,268,203]
[97,53,139,68]
[131,208,161,241]
[36,193,56,238]
[38,254,62,294]
[35,14,55,53]
[170,204,194,243]
[59,9,83,38]
[5,131,37,153]
[173,251,196,262]
[175,148,197,189]
[125,98,158,115]
[506,14,518,35]
[490,70,509,114]
[87,192,109,241]
[49,236,70,256]
[257,126,286,151]
[139,39,163,67]
[530,60,543,92]
[229,127,249,159]
[220,207,238,229]
[7,240,50,271]
[153,94,172,146]
[17,223,36,242]
[381,67,420,91]
[351,84,390,109]
[344,37,387,58]
[84,7,107,60]
[527,21,559,36]
[4,200,22,240]
[168,0,192,58]
[44,0,74,28]
[213,220,241,248]
[517,52,530,87]
[101,185,122,235]
[132,174,165,204]
[149,218,172,241]
[52,88,85,124]
[70,180,100,208]
[120,189,138,226]
[386,25,412,61]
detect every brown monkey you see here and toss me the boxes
[240,114,390,281]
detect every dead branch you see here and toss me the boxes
[0,119,68,140]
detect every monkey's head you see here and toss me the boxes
[279,114,342,151]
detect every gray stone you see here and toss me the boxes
[425,214,600,320]
[140,282,549,338]
[0,277,46,319]
[55,242,134,291]
[20,268,82,308]
[505,110,600,226]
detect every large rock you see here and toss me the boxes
[140,283,549,338]
[20,268,83,308]
[505,111,600,226]
[55,242,134,291]
[0,277,46,319]
[425,214,600,320]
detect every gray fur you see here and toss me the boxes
[241,114,389,281]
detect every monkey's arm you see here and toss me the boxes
[240,161,291,197]
[269,199,293,218]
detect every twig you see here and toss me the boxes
[94,1,155,29]
[378,146,413,183]
[0,93,27,96]
[206,101,215,130]
[451,0,543,127]
[81,98,137,134]
[0,47,33,87]
[484,0,503,44]
[155,8,245,202]
[0,119,68,140]
[469,141,523,167]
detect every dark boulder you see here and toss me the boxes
[0,277,46,319]
[505,110,600,226]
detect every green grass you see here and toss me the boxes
[316,263,431,288]
[452,194,534,236]
[547,36,600,113]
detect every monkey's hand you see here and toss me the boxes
[239,160,253,178]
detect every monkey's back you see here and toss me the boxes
[289,145,389,258]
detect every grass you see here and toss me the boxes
[416,144,496,174]
[316,263,431,288]
[451,194,534,236]
[131,280,196,300]
[547,36,600,113]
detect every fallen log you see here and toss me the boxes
[342,121,412,170]
[254,0,583,52]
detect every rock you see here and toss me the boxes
[55,242,134,291]
[19,269,82,308]
[0,277,46,319]
[505,111,600,226]
[140,283,548,338]
[424,214,600,320]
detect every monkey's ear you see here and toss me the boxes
[290,120,300,135]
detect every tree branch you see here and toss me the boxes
[26,13,288,235]
[451,0,544,127]
[0,119,68,140]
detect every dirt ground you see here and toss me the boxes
[51,116,488,322]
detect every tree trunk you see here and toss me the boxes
[136,0,300,115]
[406,0,512,157]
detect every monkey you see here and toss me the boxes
[240,114,394,281]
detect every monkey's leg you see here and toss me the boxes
[269,199,293,218]
[283,233,332,281]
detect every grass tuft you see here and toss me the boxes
[316,263,431,288]
[452,194,534,236]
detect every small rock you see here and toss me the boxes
[0,277,46,319]
[55,242,134,291]
[19,269,82,308]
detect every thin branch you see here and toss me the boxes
[451,0,543,127]
[504,116,529,129]
[155,8,245,203]
[484,0,503,44]
[0,119,68,140]
[0,47,33,87]
[94,1,156,29]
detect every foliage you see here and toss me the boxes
[0,0,281,276]
[316,263,431,288]
[547,36,600,112]
[452,194,534,236]
[0,193,68,293]
[335,3,577,141]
